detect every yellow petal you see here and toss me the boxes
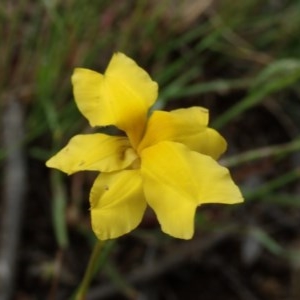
[138,107,226,159]
[46,134,137,174]
[72,53,158,147]
[71,68,104,127]
[90,170,146,240]
[141,141,243,239]
[184,128,227,160]
[138,107,203,148]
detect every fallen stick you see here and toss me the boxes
[0,96,26,300]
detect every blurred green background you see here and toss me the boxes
[1,0,300,299]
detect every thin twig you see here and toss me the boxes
[0,96,26,300]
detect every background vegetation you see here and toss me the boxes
[1,0,300,299]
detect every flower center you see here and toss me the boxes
[130,157,141,169]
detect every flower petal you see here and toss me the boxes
[141,141,243,239]
[138,107,225,159]
[71,68,104,127]
[185,128,227,160]
[46,134,137,174]
[72,53,158,147]
[90,170,146,240]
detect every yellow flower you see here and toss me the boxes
[46,52,243,240]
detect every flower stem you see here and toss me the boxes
[74,240,105,300]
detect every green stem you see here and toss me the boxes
[221,139,300,168]
[74,240,105,300]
